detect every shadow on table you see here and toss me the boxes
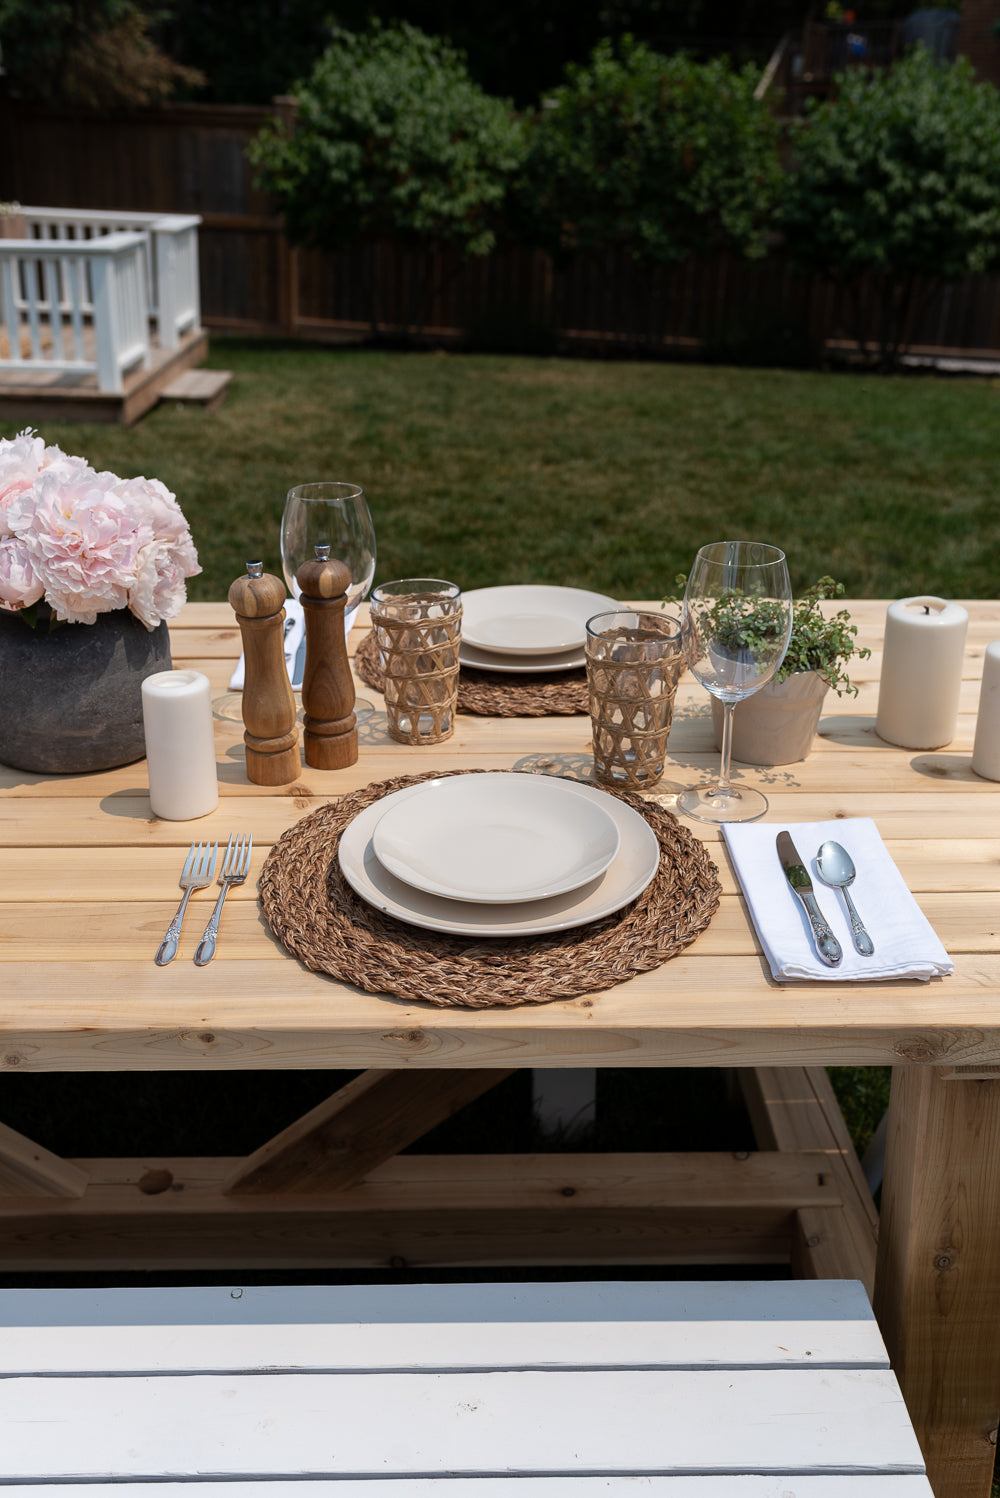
[910,752,983,783]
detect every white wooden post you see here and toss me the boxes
[532,1068,597,1137]
[89,252,122,393]
[153,215,202,347]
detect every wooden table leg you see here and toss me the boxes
[874,1067,1000,1498]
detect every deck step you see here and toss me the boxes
[160,367,231,409]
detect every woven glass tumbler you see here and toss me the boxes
[585,610,683,787]
[371,579,462,744]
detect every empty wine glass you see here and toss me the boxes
[281,481,377,721]
[676,540,792,824]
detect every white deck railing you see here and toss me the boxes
[0,232,151,394]
[17,207,202,349]
[0,206,202,391]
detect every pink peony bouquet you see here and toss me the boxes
[0,429,200,629]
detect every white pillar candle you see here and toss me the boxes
[142,670,219,821]
[875,596,969,750]
[972,640,1000,781]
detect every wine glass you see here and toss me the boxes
[281,481,377,721]
[676,540,792,825]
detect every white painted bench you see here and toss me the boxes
[0,1280,931,1495]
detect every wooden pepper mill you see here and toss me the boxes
[296,544,359,770]
[228,561,300,785]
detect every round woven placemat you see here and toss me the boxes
[356,629,588,717]
[259,770,721,1009]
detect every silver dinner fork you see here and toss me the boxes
[155,841,219,966]
[194,832,253,966]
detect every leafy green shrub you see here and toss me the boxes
[781,46,1000,369]
[515,39,783,267]
[248,21,525,265]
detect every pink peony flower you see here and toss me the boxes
[132,532,201,628]
[0,431,87,536]
[0,432,200,628]
[0,536,44,611]
[8,468,141,625]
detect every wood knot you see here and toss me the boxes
[138,1169,174,1196]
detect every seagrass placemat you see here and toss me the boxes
[356,629,588,717]
[259,770,722,1009]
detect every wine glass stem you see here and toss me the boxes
[717,700,736,793]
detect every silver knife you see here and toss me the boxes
[775,831,843,967]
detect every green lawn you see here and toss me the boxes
[7,338,999,602]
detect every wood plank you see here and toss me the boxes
[0,955,997,1074]
[0,1120,88,1197]
[0,1276,878,1325]
[0,1480,941,1497]
[223,1068,516,1194]
[0,1150,839,1270]
[874,1070,1000,1498]
[160,367,231,407]
[0,892,990,964]
[0,1367,926,1479]
[740,1067,878,1294]
[0,1278,890,1373]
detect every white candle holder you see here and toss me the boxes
[142,670,219,821]
[972,639,1000,781]
[875,596,968,750]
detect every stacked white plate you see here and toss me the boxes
[459,584,622,673]
[338,771,661,937]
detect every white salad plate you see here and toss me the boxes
[338,774,660,937]
[371,772,621,904]
[459,640,586,674]
[461,585,622,656]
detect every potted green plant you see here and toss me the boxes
[665,575,869,766]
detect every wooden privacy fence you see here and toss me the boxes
[3,97,1000,360]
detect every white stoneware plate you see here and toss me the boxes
[461,585,622,655]
[458,640,586,674]
[338,775,659,937]
[371,772,621,904]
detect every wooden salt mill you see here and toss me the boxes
[228,561,300,785]
[296,544,358,770]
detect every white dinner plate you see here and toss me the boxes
[462,585,622,656]
[459,640,586,674]
[372,772,621,904]
[338,774,660,937]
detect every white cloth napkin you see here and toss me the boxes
[228,598,306,691]
[228,599,360,692]
[722,817,953,982]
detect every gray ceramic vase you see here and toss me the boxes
[0,606,171,775]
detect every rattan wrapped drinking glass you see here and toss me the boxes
[370,579,463,744]
[585,610,683,787]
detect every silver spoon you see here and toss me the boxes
[816,840,875,957]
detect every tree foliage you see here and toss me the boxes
[515,39,783,267]
[0,0,203,108]
[248,21,525,260]
[154,0,916,109]
[781,46,1000,367]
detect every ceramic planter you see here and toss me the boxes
[711,670,830,766]
[0,607,171,774]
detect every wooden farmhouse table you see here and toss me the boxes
[1,598,999,1498]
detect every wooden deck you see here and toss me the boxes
[0,326,212,426]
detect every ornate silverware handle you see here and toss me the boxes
[194,885,230,967]
[842,887,875,956]
[155,888,194,967]
[801,892,843,967]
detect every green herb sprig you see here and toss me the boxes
[665,575,869,696]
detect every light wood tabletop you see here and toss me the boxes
[1,598,998,1498]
